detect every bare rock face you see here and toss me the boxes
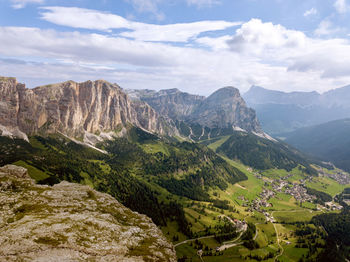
[0,77,174,142]
[191,87,262,133]
[0,165,29,179]
[129,86,262,134]
[0,165,176,261]
[128,88,205,120]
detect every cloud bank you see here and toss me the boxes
[2,6,350,94]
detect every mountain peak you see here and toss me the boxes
[191,86,261,132]
[159,88,181,94]
[206,86,241,103]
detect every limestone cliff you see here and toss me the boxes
[191,87,262,132]
[128,88,205,120]
[0,165,176,261]
[129,86,262,134]
[0,77,174,143]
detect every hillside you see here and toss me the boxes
[0,164,176,261]
[202,131,317,175]
[281,119,350,172]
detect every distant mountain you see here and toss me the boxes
[128,86,265,140]
[281,119,350,172]
[243,85,350,134]
[244,86,320,106]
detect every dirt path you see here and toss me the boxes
[216,229,245,252]
[271,211,284,261]
[235,184,246,190]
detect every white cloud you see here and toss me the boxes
[195,35,231,50]
[0,26,176,67]
[227,19,307,58]
[303,7,317,17]
[40,7,132,31]
[40,7,240,42]
[186,0,220,8]
[225,19,350,81]
[2,17,350,94]
[334,0,349,13]
[120,21,241,42]
[10,0,44,9]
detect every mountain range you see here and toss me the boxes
[128,86,267,141]
[243,85,350,134]
[0,76,315,174]
[0,77,266,144]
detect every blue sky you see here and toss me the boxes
[1,0,350,95]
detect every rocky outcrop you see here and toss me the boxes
[129,86,262,134]
[0,77,175,143]
[0,165,176,261]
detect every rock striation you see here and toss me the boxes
[0,77,174,143]
[129,86,262,134]
[128,88,205,120]
[190,87,262,132]
[0,165,176,261]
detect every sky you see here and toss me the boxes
[1,0,350,95]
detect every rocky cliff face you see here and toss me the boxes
[128,88,205,120]
[191,87,262,132]
[0,77,174,143]
[0,164,176,261]
[129,86,262,134]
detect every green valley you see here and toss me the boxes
[1,128,349,261]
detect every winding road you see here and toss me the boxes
[174,215,247,250]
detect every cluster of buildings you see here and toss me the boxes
[285,184,316,203]
[242,172,320,213]
[324,201,343,210]
[315,166,350,184]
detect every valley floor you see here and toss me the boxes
[165,159,349,261]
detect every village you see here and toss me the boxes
[240,170,344,216]
[316,167,350,185]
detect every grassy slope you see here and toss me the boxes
[13,160,50,182]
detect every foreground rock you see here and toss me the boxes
[0,165,176,261]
